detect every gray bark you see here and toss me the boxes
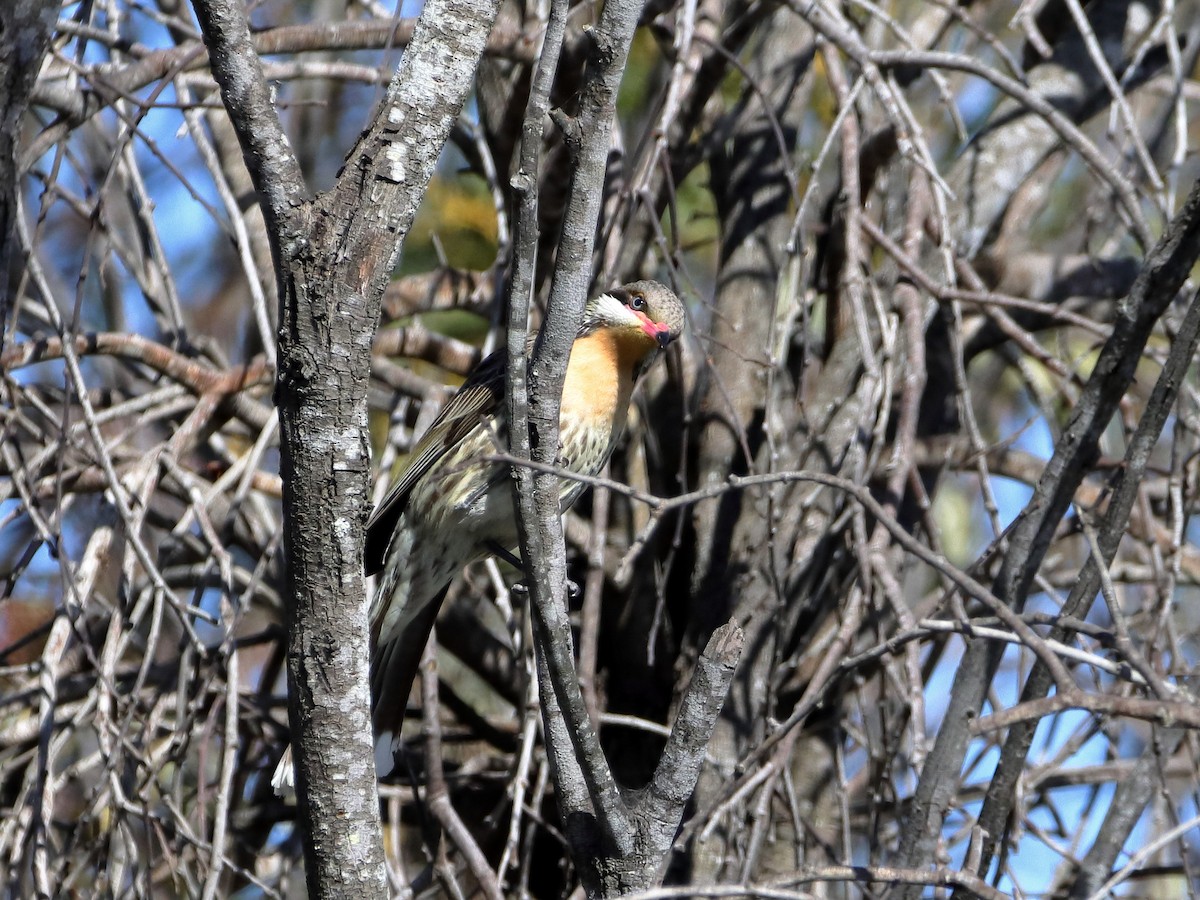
[0,0,57,344]
[192,0,500,894]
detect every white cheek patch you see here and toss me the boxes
[594,292,635,325]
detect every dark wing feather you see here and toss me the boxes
[364,348,509,574]
[370,584,446,741]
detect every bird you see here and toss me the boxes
[365,281,684,763]
[272,280,684,791]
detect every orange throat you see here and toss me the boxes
[560,328,657,431]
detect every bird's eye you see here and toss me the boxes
[629,293,646,311]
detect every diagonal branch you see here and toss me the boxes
[898,172,1200,885]
[194,1,501,897]
[508,0,647,868]
[636,621,743,866]
[503,0,593,839]
[191,0,310,241]
[968,281,1200,882]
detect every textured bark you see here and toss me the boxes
[508,0,645,868]
[0,0,57,340]
[194,0,499,894]
[507,0,743,893]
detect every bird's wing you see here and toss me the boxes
[364,347,509,574]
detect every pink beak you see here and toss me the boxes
[636,312,673,349]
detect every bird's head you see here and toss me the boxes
[581,280,686,352]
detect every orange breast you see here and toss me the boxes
[560,328,655,432]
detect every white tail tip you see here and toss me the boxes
[271,745,295,797]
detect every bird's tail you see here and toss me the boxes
[370,588,445,775]
[272,583,448,794]
[271,744,295,796]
